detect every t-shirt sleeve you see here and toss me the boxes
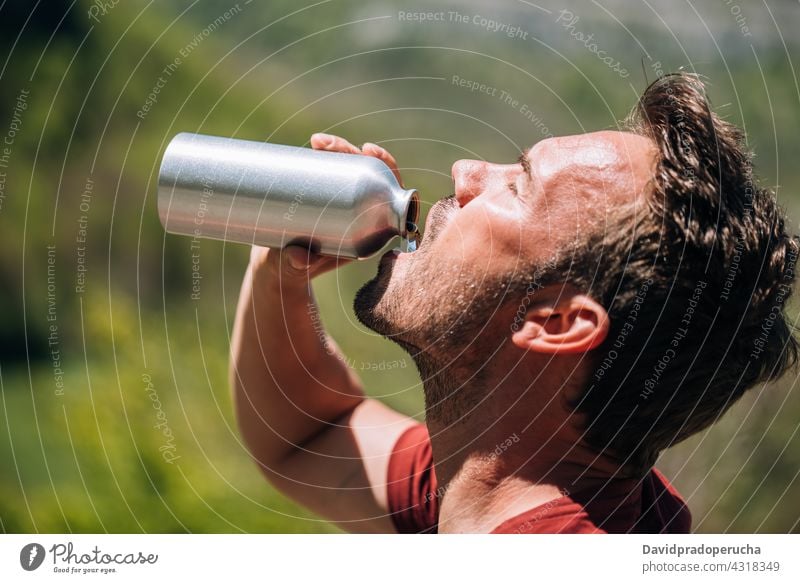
[386,423,440,533]
[640,468,692,533]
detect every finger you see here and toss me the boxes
[282,245,321,273]
[250,244,270,269]
[362,142,403,186]
[279,246,352,279]
[310,133,361,154]
[308,255,353,277]
[257,246,312,282]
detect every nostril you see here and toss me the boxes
[452,160,481,207]
[456,191,475,207]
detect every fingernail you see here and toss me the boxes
[286,247,310,271]
[316,134,333,147]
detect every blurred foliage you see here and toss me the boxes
[1,0,799,532]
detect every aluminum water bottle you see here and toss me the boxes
[157,132,421,258]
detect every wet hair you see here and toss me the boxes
[552,73,798,474]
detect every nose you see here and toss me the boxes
[452,159,514,206]
[452,159,488,207]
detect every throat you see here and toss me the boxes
[427,413,627,533]
[416,353,493,429]
[436,460,569,534]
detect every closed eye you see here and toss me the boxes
[517,148,532,178]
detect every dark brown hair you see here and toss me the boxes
[555,73,798,474]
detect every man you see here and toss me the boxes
[230,73,798,533]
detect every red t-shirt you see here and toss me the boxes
[386,424,691,534]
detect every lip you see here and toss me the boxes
[416,195,457,247]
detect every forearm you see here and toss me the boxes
[229,252,365,470]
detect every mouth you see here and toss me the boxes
[383,195,458,264]
[401,221,421,252]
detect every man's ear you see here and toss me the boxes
[511,294,609,354]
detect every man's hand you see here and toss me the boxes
[230,133,418,532]
[311,132,405,185]
[248,132,403,280]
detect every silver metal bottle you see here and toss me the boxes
[157,132,420,258]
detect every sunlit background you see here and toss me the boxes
[1,0,799,533]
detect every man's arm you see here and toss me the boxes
[229,134,417,532]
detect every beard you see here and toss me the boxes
[353,195,459,343]
[354,195,545,427]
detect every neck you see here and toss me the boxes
[421,366,626,533]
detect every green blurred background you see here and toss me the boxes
[1,0,798,533]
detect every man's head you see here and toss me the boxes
[355,73,798,474]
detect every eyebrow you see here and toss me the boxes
[517,147,532,178]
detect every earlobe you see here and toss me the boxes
[511,295,609,354]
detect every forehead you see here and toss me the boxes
[530,130,657,207]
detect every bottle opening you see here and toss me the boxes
[402,192,422,253]
[406,192,419,226]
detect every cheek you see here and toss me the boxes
[535,180,602,245]
[429,202,528,271]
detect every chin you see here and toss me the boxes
[355,197,453,341]
[354,242,427,343]
[354,256,398,335]
[354,274,425,358]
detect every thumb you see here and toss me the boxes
[282,246,318,274]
